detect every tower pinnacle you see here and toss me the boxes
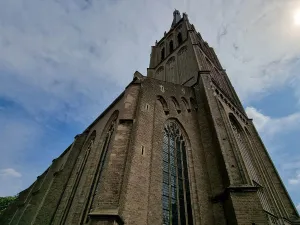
[171,9,181,28]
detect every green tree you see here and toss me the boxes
[0,196,17,214]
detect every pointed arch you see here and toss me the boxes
[190,97,198,111]
[59,128,100,224]
[243,126,274,214]
[156,66,164,73]
[161,120,194,225]
[156,66,165,80]
[181,97,191,112]
[80,129,97,170]
[157,95,169,115]
[229,113,243,130]
[84,130,97,149]
[167,56,175,65]
[229,113,256,180]
[164,118,191,146]
[177,46,187,56]
[228,113,273,214]
[170,96,181,113]
[81,111,119,223]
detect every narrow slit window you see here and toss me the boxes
[141,146,145,155]
[177,33,183,45]
[145,104,150,111]
[161,48,165,61]
[169,40,174,53]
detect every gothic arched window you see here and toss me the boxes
[229,116,260,183]
[97,120,116,179]
[82,117,117,223]
[77,132,96,175]
[86,138,94,153]
[177,33,183,45]
[229,115,273,214]
[169,40,174,53]
[162,121,193,225]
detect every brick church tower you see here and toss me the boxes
[1,10,299,225]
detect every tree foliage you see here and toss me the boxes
[0,196,17,214]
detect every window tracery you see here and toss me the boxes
[162,121,193,225]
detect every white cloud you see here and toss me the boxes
[297,203,300,211]
[186,0,300,103]
[0,168,23,196]
[0,0,154,123]
[289,175,300,185]
[281,160,300,171]
[0,110,42,165]
[0,168,22,178]
[245,106,300,207]
[246,106,300,138]
[245,107,270,131]
[0,0,300,124]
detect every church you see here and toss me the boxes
[1,10,299,225]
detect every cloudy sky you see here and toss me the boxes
[0,0,300,212]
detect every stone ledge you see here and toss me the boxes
[88,208,124,225]
[211,185,259,203]
[227,185,260,193]
[119,119,133,124]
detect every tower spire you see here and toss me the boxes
[171,9,181,28]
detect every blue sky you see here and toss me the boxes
[0,0,300,212]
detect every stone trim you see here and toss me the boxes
[211,185,259,203]
[211,81,248,125]
[88,208,124,225]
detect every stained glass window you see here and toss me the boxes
[162,121,193,225]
